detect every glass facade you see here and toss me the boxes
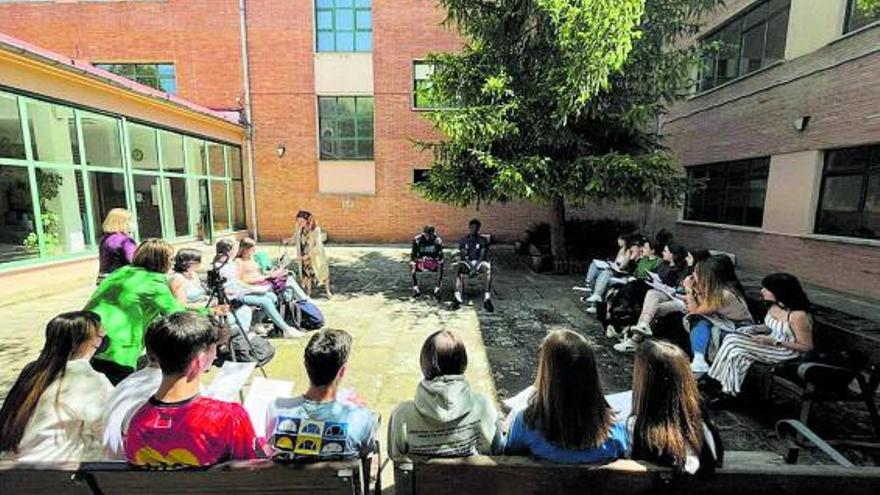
[94,63,177,94]
[845,0,880,33]
[685,158,770,227]
[315,0,372,52]
[699,0,790,91]
[0,89,246,270]
[318,96,374,160]
[815,145,879,240]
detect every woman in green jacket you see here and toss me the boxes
[85,239,217,384]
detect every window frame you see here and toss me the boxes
[94,62,177,94]
[814,144,880,240]
[844,0,880,33]
[684,157,770,228]
[315,0,373,53]
[317,96,375,161]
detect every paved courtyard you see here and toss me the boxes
[0,245,877,477]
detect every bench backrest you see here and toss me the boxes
[395,453,880,495]
[0,460,363,495]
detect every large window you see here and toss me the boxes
[0,89,246,269]
[699,0,790,91]
[685,158,770,227]
[815,145,879,240]
[845,0,880,33]
[95,63,176,94]
[316,0,372,52]
[413,61,453,110]
[318,96,374,160]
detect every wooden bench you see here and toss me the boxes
[393,451,880,495]
[0,459,366,495]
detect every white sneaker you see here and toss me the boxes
[605,325,619,338]
[586,294,602,303]
[691,354,710,375]
[572,285,592,293]
[281,326,306,339]
[613,337,638,353]
[633,322,653,337]
[586,305,597,314]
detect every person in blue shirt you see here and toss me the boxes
[266,329,378,460]
[504,330,628,464]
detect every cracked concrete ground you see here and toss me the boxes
[0,245,877,476]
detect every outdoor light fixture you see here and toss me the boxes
[277,144,286,158]
[793,116,810,132]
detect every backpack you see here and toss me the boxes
[294,300,325,330]
[598,280,649,332]
[215,319,276,367]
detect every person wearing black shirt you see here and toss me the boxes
[410,225,445,298]
[451,219,494,312]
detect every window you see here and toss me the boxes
[95,63,176,93]
[35,167,90,256]
[81,111,123,168]
[316,0,372,52]
[0,165,38,263]
[127,123,160,170]
[685,158,770,227]
[185,137,207,175]
[815,145,880,240]
[26,101,78,164]
[699,0,790,91]
[210,180,230,232]
[845,0,880,33]
[0,93,26,160]
[87,171,128,243]
[413,168,430,183]
[227,146,247,230]
[318,96,374,160]
[160,130,185,174]
[413,61,450,110]
[207,142,226,178]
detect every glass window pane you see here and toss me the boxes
[35,167,90,256]
[742,2,768,29]
[207,142,226,177]
[336,9,354,30]
[826,147,870,174]
[336,0,354,6]
[338,97,355,118]
[160,131,185,173]
[339,139,356,159]
[0,165,38,263]
[355,32,372,52]
[862,173,879,239]
[356,139,373,160]
[133,175,163,239]
[157,64,175,78]
[336,32,355,51]
[164,177,190,238]
[88,171,128,242]
[227,146,243,179]
[317,9,334,29]
[135,65,158,78]
[354,0,370,7]
[817,175,864,236]
[739,24,765,76]
[716,21,741,86]
[356,10,371,29]
[0,94,26,160]
[319,96,338,116]
[128,123,160,170]
[185,137,207,175]
[414,61,434,80]
[26,100,78,164]
[317,31,335,51]
[210,180,230,232]
[191,178,210,241]
[81,112,123,168]
[847,0,879,32]
[316,0,333,7]
[159,77,176,94]
[232,180,247,231]
[764,10,788,63]
[356,117,373,137]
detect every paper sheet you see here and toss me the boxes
[205,361,257,402]
[243,377,295,437]
[503,387,633,421]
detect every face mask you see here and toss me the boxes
[94,334,110,354]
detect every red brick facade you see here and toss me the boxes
[0,0,552,245]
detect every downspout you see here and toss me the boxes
[239,0,259,241]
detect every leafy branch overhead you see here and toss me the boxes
[414,0,719,211]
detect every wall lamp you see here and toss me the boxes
[793,116,810,132]
[277,144,286,158]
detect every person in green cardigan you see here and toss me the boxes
[85,239,222,385]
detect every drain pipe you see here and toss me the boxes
[239,0,259,241]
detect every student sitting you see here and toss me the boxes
[594,239,666,336]
[704,273,814,401]
[266,329,378,461]
[629,340,722,474]
[125,312,259,468]
[103,355,162,460]
[451,219,494,312]
[503,330,628,463]
[584,238,648,314]
[389,330,500,460]
[410,225,445,299]
[576,234,631,293]
[685,256,753,375]
[613,244,690,353]
[0,311,113,462]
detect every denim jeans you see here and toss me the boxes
[592,270,629,299]
[239,292,288,329]
[585,259,602,286]
[690,318,712,356]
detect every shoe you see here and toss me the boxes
[586,305,597,314]
[412,287,421,298]
[605,325,619,338]
[451,294,463,310]
[281,326,306,339]
[252,324,271,337]
[632,322,652,337]
[585,294,602,303]
[483,298,495,313]
[433,287,442,299]
[613,337,638,353]
[690,355,710,375]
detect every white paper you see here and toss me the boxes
[593,260,611,270]
[646,280,677,298]
[243,377,295,437]
[205,361,257,402]
[503,386,633,422]
[502,385,535,412]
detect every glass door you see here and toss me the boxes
[132,175,163,239]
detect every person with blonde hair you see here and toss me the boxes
[96,208,137,284]
[287,210,331,298]
[504,330,628,463]
[85,239,225,384]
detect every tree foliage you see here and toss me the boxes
[414,0,720,254]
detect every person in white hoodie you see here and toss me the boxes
[388,330,501,460]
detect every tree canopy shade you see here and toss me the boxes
[414,0,719,257]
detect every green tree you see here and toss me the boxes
[414,0,718,258]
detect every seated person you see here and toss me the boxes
[215,239,304,339]
[125,312,259,468]
[704,273,814,402]
[503,330,628,463]
[266,329,378,461]
[103,354,162,460]
[0,311,112,462]
[451,219,494,312]
[629,340,722,474]
[584,238,642,314]
[576,234,631,292]
[588,239,663,327]
[410,225,445,298]
[389,330,500,460]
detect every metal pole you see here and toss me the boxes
[239,0,259,241]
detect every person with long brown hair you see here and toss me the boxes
[0,311,112,461]
[504,330,628,463]
[287,210,332,298]
[630,340,722,474]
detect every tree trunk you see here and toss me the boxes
[549,196,567,260]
